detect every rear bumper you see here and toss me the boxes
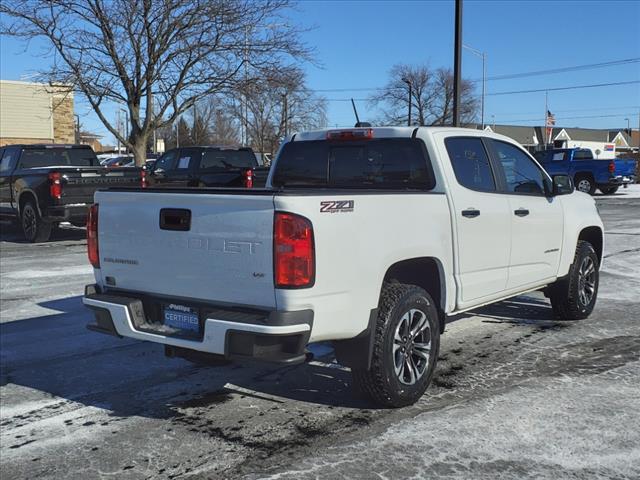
[604,175,636,186]
[44,204,89,223]
[82,285,313,364]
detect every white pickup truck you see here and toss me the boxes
[83,127,604,407]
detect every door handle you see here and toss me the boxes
[461,208,480,218]
[514,208,530,217]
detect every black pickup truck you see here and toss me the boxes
[144,146,269,188]
[0,144,142,242]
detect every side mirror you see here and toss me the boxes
[551,174,574,196]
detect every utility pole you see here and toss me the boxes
[402,78,412,126]
[193,103,197,144]
[283,94,288,137]
[452,0,463,127]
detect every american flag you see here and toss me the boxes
[546,110,556,126]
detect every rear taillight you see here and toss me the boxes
[141,169,148,188]
[49,172,62,199]
[608,162,615,174]
[87,203,100,268]
[243,168,254,188]
[274,212,314,288]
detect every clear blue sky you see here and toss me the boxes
[1,0,639,144]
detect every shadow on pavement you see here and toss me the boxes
[0,222,86,243]
[1,293,568,418]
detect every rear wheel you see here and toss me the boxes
[574,175,595,195]
[599,186,618,195]
[21,202,52,243]
[549,241,599,320]
[352,283,440,408]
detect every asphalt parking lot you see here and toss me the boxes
[1,189,639,480]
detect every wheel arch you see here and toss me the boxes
[578,226,603,265]
[333,256,447,371]
[17,190,41,216]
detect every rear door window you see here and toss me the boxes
[198,149,258,171]
[272,138,434,189]
[573,150,594,160]
[18,148,98,168]
[444,137,496,191]
[154,150,178,171]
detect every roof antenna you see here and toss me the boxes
[351,98,371,128]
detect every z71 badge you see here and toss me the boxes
[320,200,354,213]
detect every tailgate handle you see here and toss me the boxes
[160,208,191,231]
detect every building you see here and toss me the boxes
[0,80,76,146]
[479,124,638,159]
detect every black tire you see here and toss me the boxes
[352,282,440,408]
[598,186,618,195]
[574,174,596,195]
[20,202,52,243]
[549,241,599,320]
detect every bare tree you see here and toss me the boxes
[235,67,326,154]
[370,64,478,127]
[0,0,310,164]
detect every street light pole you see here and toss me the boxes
[402,78,412,126]
[463,44,486,129]
[452,0,463,127]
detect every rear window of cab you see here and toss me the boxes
[271,138,435,189]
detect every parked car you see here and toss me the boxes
[0,144,142,242]
[103,156,135,168]
[534,148,636,195]
[144,146,269,188]
[83,127,603,407]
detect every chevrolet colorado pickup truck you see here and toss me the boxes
[83,127,604,407]
[0,144,142,242]
[534,148,637,195]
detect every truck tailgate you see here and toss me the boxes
[94,190,276,308]
[63,167,141,203]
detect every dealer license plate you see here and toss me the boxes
[163,304,200,333]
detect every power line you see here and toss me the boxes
[322,80,639,102]
[498,105,640,117]
[309,58,640,93]
[494,113,639,123]
[487,80,640,96]
[482,57,640,82]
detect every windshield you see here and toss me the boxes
[271,138,434,189]
[19,148,99,168]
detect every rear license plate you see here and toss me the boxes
[163,304,200,333]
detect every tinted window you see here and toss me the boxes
[19,148,98,168]
[573,149,593,160]
[272,139,433,189]
[155,150,177,170]
[445,137,495,191]
[491,140,546,195]
[199,149,257,170]
[0,149,10,172]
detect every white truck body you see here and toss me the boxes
[84,127,603,404]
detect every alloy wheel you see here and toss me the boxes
[577,256,596,307]
[393,308,431,385]
[22,206,37,240]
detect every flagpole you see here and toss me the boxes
[544,91,548,147]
